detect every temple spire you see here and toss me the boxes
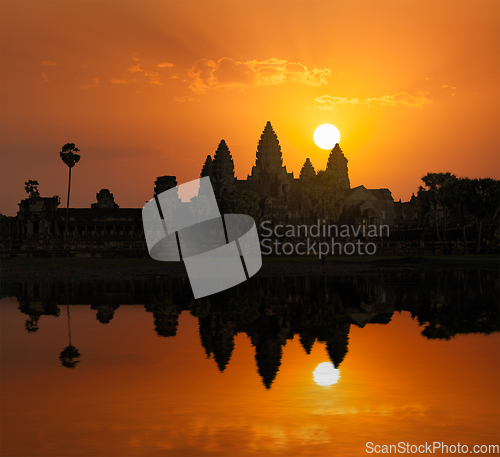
[212,139,235,199]
[326,144,350,189]
[200,155,213,179]
[248,122,290,199]
[252,121,285,176]
[300,158,316,180]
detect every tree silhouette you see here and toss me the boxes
[225,190,262,223]
[450,177,474,254]
[303,170,346,221]
[420,172,457,250]
[463,178,500,253]
[60,143,80,240]
[24,180,40,198]
[303,169,346,263]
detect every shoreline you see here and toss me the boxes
[1,255,498,284]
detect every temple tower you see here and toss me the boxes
[91,189,119,209]
[326,144,350,190]
[212,140,235,200]
[200,155,213,179]
[154,176,178,195]
[248,121,290,196]
[299,158,316,180]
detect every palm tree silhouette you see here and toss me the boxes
[59,143,80,241]
[59,303,80,368]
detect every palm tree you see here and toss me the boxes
[59,303,80,368]
[60,143,80,240]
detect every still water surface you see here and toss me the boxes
[1,272,499,456]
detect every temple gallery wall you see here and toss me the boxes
[6,122,439,253]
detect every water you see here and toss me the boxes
[1,272,499,456]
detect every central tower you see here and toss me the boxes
[248,121,290,196]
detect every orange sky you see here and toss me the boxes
[1,0,499,216]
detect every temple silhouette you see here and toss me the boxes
[5,121,497,255]
[176,121,393,225]
[5,121,397,250]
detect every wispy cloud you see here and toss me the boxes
[40,61,57,67]
[79,77,100,89]
[157,62,174,68]
[110,78,131,84]
[188,57,331,93]
[128,64,144,73]
[41,72,49,82]
[315,95,360,111]
[441,84,457,90]
[174,96,199,102]
[144,70,163,85]
[365,92,432,107]
[315,92,432,110]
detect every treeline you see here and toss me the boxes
[419,172,500,253]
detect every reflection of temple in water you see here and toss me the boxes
[6,270,498,388]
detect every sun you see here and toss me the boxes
[313,124,341,150]
[313,362,340,386]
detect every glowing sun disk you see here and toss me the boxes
[314,124,341,150]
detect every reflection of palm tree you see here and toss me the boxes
[25,315,40,333]
[59,303,80,368]
[60,345,81,368]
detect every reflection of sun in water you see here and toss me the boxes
[313,362,340,386]
[313,124,341,150]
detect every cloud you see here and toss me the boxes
[128,64,144,73]
[40,61,57,66]
[315,95,360,111]
[158,62,174,68]
[187,57,331,93]
[144,70,163,85]
[41,72,49,82]
[109,70,164,86]
[441,84,457,90]
[174,96,199,102]
[79,77,100,89]
[315,92,432,110]
[110,78,131,84]
[365,92,432,107]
